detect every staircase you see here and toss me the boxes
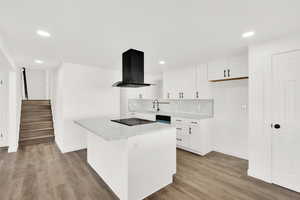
[19,100,55,146]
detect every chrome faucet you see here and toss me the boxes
[153,99,160,112]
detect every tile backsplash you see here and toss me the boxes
[128,99,214,117]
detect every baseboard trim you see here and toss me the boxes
[55,139,87,154]
[247,168,272,183]
[8,145,18,153]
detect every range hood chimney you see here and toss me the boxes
[112,49,151,88]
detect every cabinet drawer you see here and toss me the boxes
[172,117,188,125]
[186,119,201,126]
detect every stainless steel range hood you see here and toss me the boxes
[112,49,151,88]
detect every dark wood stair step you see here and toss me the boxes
[21,115,53,123]
[21,111,52,116]
[21,121,53,131]
[20,128,54,139]
[22,105,51,111]
[19,135,55,146]
[22,100,51,105]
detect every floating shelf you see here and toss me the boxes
[209,76,249,82]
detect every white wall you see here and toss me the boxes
[248,33,300,183]
[26,69,47,100]
[0,71,9,147]
[52,63,121,153]
[211,79,248,159]
[0,34,22,152]
[8,70,22,152]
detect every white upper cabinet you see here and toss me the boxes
[163,67,196,99]
[163,54,247,99]
[180,67,197,99]
[163,69,179,99]
[207,55,248,81]
[195,64,211,99]
[207,60,229,81]
[227,55,248,78]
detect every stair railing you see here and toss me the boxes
[22,67,28,100]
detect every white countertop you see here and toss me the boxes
[74,116,175,141]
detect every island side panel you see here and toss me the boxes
[128,127,176,200]
[87,132,129,200]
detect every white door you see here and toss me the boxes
[271,50,300,192]
[26,69,47,100]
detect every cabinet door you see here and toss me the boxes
[196,64,211,99]
[173,120,190,148]
[181,66,197,99]
[207,60,228,81]
[163,70,180,99]
[189,125,202,153]
[171,69,184,99]
[176,127,184,146]
[181,126,190,148]
[228,55,248,78]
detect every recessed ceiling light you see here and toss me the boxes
[242,31,255,38]
[159,61,166,65]
[36,30,51,37]
[35,59,44,64]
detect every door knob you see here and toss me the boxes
[274,124,280,129]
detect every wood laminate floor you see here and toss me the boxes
[0,143,299,200]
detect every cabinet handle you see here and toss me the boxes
[182,92,184,99]
[196,91,199,98]
[178,92,181,99]
[191,122,198,124]
[176,138,182,141]
[167,93,170,99]
[176,120,182,122]
[227,69,230,77]
[176,128,182,130]
[189,127,191,134]
[224,70,226,77]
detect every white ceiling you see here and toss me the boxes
[1,0,300,73]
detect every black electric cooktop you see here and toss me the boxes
[111,118,156,126]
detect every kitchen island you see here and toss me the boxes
[75,117,176,200]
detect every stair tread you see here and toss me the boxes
[21,133,54,139]
[20,135,54,142]
[20,127,54,133]
[19,100,54,146]
[21,118,53,123]
[21,121,53,125]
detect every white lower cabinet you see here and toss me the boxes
[128,113,212,156]
[172,118,211,156]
